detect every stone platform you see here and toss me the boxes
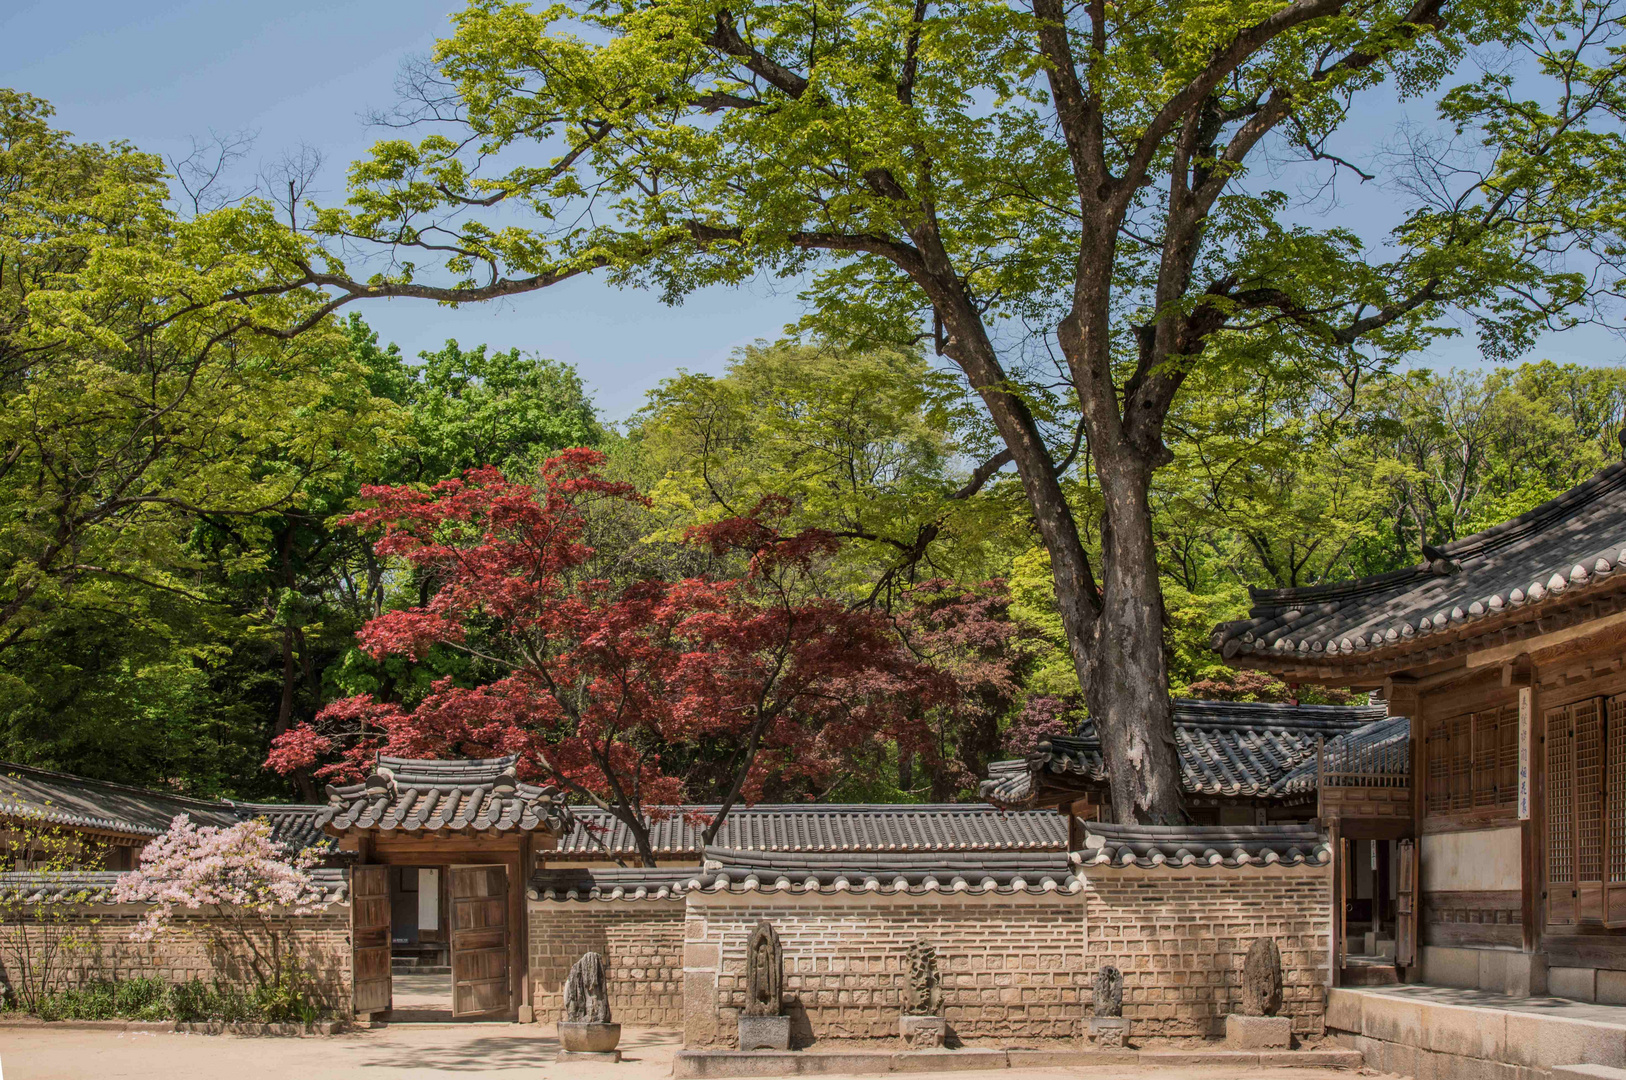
[1329,984,1626,1078]
[673,1047,1364,1078]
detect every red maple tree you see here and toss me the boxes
[267,449,947,865]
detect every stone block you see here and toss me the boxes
[1008,1050,1138,1068]
[1553,1067,1626,1080]
[1418,999,1506,1061]
[892,1050,1009,1072]
[1598,970,1626,1006]
[1362,993,1426,1047]
[1550,967,1599,1003]
[1261,1050,1366,1068]
[686,942,720,968]
[1425,946,1486,990]
[1225,1014,1292,1049]
[899,1016,946,1048]
[1479,951,1510,992]
[1088,1016,1130,1048]
[558,1050,623,1063]
[1507,953,1548,999]
[1325,988,1362,1034]
[738,1015,792,1051]
[1503,1012,1626,1070]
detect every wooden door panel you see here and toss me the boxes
[451,864,509,1018]
[352,865,391,1016]
[1395,838,1417,968]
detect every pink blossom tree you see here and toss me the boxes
[113,815,329,994]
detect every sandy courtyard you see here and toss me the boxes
[0,1023,1385,1080]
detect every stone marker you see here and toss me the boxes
[1226,938,1290,1050]
[739,921,792,1051]
[900,940,947,1048]
[559,951,623,1061]
[1088,965,1128,1048]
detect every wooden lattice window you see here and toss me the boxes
[1546,695,1626,927]
[1547,702,1576,925]
[1577,698,1605,888]
[1608,695,1626,924]
[1425,705,1519,817]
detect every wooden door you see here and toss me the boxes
[450,864,510,1018]
[1336,835,1352,979]
[352,865,392,1016]
[1395,837,1417,968]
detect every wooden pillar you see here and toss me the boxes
[506,837,527,1022]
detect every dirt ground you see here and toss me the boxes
[0,1023,1386,1080]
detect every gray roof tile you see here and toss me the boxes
[1074,823,1331,869]
[1212,462,1626,669]
[554,803,1067,859]
[319,755,569,835]
[980,699,1387,806]
[0,868,349,904]
[529,848,1079,900]
[0,761,329,852]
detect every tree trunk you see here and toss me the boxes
[1083,457,1184,824]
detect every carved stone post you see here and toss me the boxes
[900,940,947,1048]
[738,922,791,1051]
[558,951,622,1060]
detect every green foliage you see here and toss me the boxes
[12,973,322,1024]
[629,340,1017,603]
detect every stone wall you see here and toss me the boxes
[1083,864,1332,1038]
[682,892,1086,1046]
[528,899,686,1027]
[0,905,353,1012]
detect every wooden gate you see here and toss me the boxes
[1395,837,1418,968]
[450,864,510,1018]
[351,865,392,1016]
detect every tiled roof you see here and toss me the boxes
[1212,462,1626,672]
[1074,823,1332,869]
[979,699,1387,807]
[529,849,1079,900]
[319,755,570,835]
[224,802,333,852]
[697,848,1079,896]
[1273,716,1412,795]
[529,864,700,902]
[0,761,329,852]
[555,803,1067,859]
[0,868,349,904]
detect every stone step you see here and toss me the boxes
[673,1047,1364,1078]
[1342,962,1400,986]
[1329,985,1626,1077]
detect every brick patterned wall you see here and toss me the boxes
[1083,865,1332,1038]
[528,900,685,1027]
[0,905,353,1013]
[683,894,1086,1046]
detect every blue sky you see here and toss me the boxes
[2,0,1618,422]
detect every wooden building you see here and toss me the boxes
[0,760,327,871]
[1213,461,1626,1001]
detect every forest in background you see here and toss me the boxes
[5,265,1622,803]
[10,0,1626,814]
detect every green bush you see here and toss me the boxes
[11,973,324,1024]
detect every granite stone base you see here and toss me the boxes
[1225,1014,1292,1049]
[1088,1016,1130,1048]
[559,1020,623,1054]
[900,1015,946,1048]
[739,1014,792,1051]
[558,1049,623,1062]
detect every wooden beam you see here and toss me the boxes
[1468,609,1626,669]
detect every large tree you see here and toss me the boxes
[266,0,1624,819]
[268,450,946,864]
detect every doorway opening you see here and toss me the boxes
[352,862,516,1022]
[390,866,453,1019]
[1341,836,1404,985]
